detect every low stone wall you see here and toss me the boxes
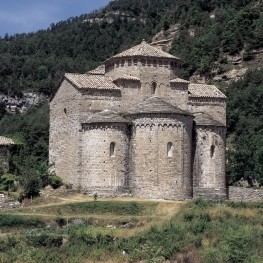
[0,193,20,210]
[228,186,263,201]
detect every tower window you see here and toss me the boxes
[210,145,215,158]
[167,142,173,157]
[110,142,116,157]
[151,82,157,95]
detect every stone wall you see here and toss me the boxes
[0,146,10,173]
[193,126,227,200]
[228,186,263,201]
[49,79,82,185]
[130,114,193,200]
[188,97,226,125]
[81,123,129,195]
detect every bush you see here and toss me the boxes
[0,215,45,228]
[49,175,63,189]
[0,173,17,191]
[26,234,63,248]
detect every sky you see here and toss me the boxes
[0,0,111,37]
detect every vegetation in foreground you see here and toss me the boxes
[0,199,262,263]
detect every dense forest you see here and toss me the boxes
[0,0,263,194]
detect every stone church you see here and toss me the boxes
[49,40,227,200]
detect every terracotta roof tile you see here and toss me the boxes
[83,110,128,124]
[0,136,15,145]
[87,65,105,75]
[188,84,226,99]
[170,78,190,84]
[194,112,225,127]
[127,96,191,116]
[65,73,119,90]
[110,40,179,60]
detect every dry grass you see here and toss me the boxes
[0,195,185,238]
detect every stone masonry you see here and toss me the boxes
[49,40,227,200]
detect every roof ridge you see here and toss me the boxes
[107,40,180,60]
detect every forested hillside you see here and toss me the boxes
[0,0,263,193]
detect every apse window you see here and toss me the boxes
[210,145,215,159]
[167,142,173,158]
[110,142,116,157]
[151,82,157,95]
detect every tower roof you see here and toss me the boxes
[109,40,180,60]
[193,112,225,127]
[87,65,105,75]
[83,110,128,124]
[127,96,191,116]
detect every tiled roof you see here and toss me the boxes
[170,78,190,84]
[113,75,140,81]
[188,84,226,99]
[0,136,15,145]
[83,110,128,124]
[110,40,179,60]
[193,112,225,127]
[87,65,105,75]
[127,96,191,116]
[65,73,119,90]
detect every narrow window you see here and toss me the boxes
[167,142,173,157]
[128,59,132,66]
[151,82,157,95]
[153,60,157,67]
[141,59,146,66]
[210,145,215,158]
[121,60,125,67]
[134,59,138,66]
[110,142,116,157]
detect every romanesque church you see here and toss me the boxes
[49,40,227,200]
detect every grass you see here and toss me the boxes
[0,197,262,263]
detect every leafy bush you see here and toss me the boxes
[0,215,45,228]
[49,175,63,189]
[0,173,17,191]
[26,234,63,248]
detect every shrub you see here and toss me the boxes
[27,234,63,248]
[0,173,17,191]
[0,215,45,228]
[56,217,67,227]
[49,175,63,189]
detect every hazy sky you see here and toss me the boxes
[0,0,111,37]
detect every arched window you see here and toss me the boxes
[110,142,116,157]
[151,82,157,95]
[167,142,173,157]
[210,145,215,158]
